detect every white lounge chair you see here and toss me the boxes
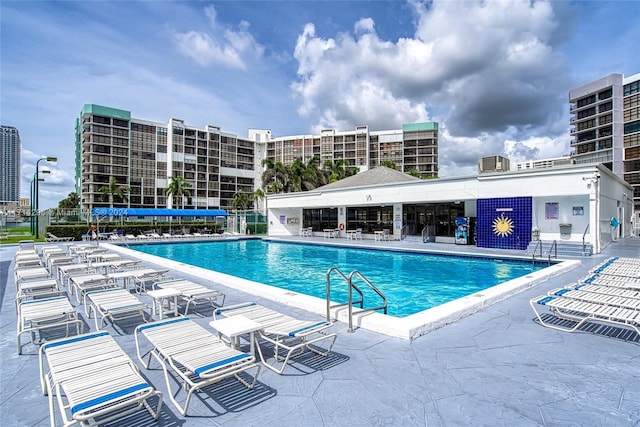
[46,232,73,242]
[69,273,117,304]
[14,266,51,286]
[530,291,640,335]
[86,288,150,330]
[39,331,163,426]
[153,279,225,315]
[17,296,82,354]
[19,240,36,250]
[214,302,337,374]
[16,278,61,307]
[134,317,260,415]
[131,269,171,293]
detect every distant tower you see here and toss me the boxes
[1,125,21,204]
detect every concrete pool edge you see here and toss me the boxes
[105,243,581,340]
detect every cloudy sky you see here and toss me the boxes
[1,0,639,209]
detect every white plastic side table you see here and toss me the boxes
[147,288,181,319]
[209,316,261,354]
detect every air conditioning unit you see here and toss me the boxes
[479,155,510,174]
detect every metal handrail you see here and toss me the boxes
[532,239,542,264]
[326,267,387,333]
[400,224,409,240]
[421,225,430,243]
[582,224,590,254]
[545,240,558,265]
[326,267,363,323]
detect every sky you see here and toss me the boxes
[1,0,639,209]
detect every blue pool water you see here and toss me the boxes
[133,239,546,317]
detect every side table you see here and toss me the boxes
[147,288,181,319]
[209,316,262,354]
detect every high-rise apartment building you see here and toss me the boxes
[76,104,439,213]
[253,122,438,179]
[569,72,640,210]
[1,125,21,204]
[75,104,256,213]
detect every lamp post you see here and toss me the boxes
[34,156,57,239]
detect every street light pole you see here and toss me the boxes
[30,178,35,235]
[34,156,57,239]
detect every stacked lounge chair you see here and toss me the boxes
[531,256,640,337]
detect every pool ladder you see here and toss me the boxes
[326,267,388,333]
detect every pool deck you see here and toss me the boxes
[2,237,640,426]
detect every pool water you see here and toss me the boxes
[133,239,546,317]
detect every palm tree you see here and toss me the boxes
[165,176,192,209]
[232,190,252,210]
[252,188,265,210]
[261,159,290,194]
[323,158,358,183]
[97,177,129,208]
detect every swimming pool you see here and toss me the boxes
[132,239,548,317]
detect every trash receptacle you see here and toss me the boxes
[559,224,572,236]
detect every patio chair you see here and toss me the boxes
[86,288,150,330]
[16,278,61,307]
[529,291,640,335]
[153,279,225,315]
[69,273,118,304]
[46,232,73,242]
[14,266,50,286]
[17,296,83,354]
[19,239,36,250]
[40,331,163,426]
[580,273,640,291]
[134,317,260,415]
[214,302,337,374]
[131,269,171,293]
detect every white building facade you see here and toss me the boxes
[266,164,633,255]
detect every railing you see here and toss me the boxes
[547,240,557,264]
[582,224,590,254]
[400,224,409,240]
[532,239,558,265]
[532,239,542,264]
[326,266,387,333]
[421,225,432,243]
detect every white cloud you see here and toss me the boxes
[172,5,264,69]
[291,0,572,174]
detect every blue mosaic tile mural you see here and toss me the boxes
[476,197,532,250]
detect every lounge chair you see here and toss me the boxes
[134,317,260,415]
[529,290,640,335]
[14,266,51,286]
[46,232,73,242]
[153,279,225,315]
[19,239,36,250]
[580,273,640,291]
[39,331,163,426]
[57,263,91,287]
[86,288,150,330]
[214,302,337,374]
[131,269,171,293]
[16,278,61,307]
[69,273,117,304]
[17,296,83,354]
